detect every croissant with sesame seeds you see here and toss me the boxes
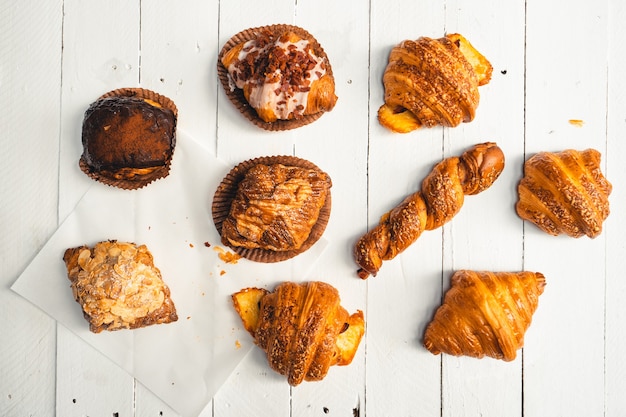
[232,281,364,386]
[378,33,492,133]
[516,148,612,238]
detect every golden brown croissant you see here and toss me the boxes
[220,27,337,123]
[516,148,612,238]
[354,142,505,279]
[423,270,546,361]
[378,33,492,133]
[232,281,365,386]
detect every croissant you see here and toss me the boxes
[516,148,612,238]
[354,142,505,279]
[220,27,337,123]
[423,270,546,361]
[232,281,365,386]
[378,33,492,133]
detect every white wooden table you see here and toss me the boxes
[3,0,626,416]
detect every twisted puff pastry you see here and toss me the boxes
[354,142,505,279]
[378,33,492,133]
[232,281,365,386]
[423,270,546,361]
[516,148,612,238]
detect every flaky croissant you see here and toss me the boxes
[232,281,365,386]
[423,270,546,361]
[378,33,492,133]
[516,148,612,238]
[354,142,505,279]
[220,28,337,123]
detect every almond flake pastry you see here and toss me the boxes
[63,240,178,333]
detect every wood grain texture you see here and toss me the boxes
[0,0,61,416]
[604,0,626,415]
[2,0,625,416]
[523,1,609,416]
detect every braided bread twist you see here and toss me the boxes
[354,142,505,279]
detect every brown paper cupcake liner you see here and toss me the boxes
[79,88,178,190]
[217,24,334,132]
[212,155,332,263]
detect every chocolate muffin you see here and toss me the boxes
[80,88,178,189]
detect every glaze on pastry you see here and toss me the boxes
[213,156,332,262]
[222,163,331,251]
[80,88,177,189]
[63,241,178,333]
[354,142,505,278]
[232,281,365,385]
[516,148,612,238]
[219,25,337,129]
[423,270,545,361]
[378,33,492,133]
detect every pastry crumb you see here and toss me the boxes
[213,246,241,264]
[220,270,226,276]
[189,243,194,248]
[569,119,584,127]
[204,241,211,247]
[235,340,241,349]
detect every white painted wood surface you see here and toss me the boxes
[2,0,625,416]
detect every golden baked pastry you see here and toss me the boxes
[516,148,612,238]
[213,156,332,262]
[63,241,178,333]
[80,88,177,189]
[219,24,337,130]
[378,33,492,133]
[423,270,546,361]
[232,281,365,385]
[354,142,505,278]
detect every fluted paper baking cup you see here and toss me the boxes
[217,24,334,131]
[79,88,178,190]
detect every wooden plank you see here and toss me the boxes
[0,0,62,416]
[57,0,141,220]
[136,1,220,414]
[523,1,609,416]
[605,0,626,414]
[365,1,446,415]
[440,1,527,416]
[54,1,140,415]
[286,1,370,415]
[213,2,297,415]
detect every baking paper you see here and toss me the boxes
[11,131,328,417]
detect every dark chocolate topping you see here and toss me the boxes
[81,96,176,172]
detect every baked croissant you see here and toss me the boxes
[220,28,337,123]
[423,270,546,361]
[516,148,612,238]
[354,142,505,279]
[378,33,492,133]
[232,281,365,386]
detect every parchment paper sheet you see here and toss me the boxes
[11,131,327,417]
